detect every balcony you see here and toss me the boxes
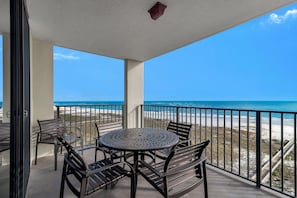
[10,103,292,198]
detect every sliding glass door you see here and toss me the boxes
[10,0,31,197]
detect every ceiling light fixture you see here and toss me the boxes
[148,2,167,20]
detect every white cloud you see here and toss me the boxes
[268,9,297,24]
[54,53,80,60]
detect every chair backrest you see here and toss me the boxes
[95,121,123,138]
[165,140,210,197]
[57,136,87,172]
[167,121,192,146]
[37,118,66,141]
[0,122,10,152]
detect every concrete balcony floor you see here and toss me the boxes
[24,147,286,198]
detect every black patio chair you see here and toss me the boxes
[151,121,192,160]
[139,140,210,198]
[35,118,83,170]
[95,121,132,162]
[58,136,135,198]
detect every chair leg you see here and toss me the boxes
[80,178,87,198]
[130,170,136,198]
[60,161,67,198]
[60,144,63,154]
[94,149,97,162]
[202,161,208,198]
[34,134,39,165]
[54,142,59,171]
[34,143,38,165]
[80,137,84,155]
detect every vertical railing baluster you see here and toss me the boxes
[89,105,92,144]
[239,110,241,176]
[194,108,197,144]
[200,109,202,143]
[57,106,60,119]
[211,109,213,164]
[231,110,233,172]
[256,111,261,188]
[281,113,284,192]
[294,113,297,197]
[70,106,72,128]
[176,106,180,123]
[247,111,250,179]
[224,109,226,169]
[205,109,207,141]
[269,112,272,188]
[217,110,219,167]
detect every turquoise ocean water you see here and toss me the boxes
[1,101,296,112]
[52,101,297,112]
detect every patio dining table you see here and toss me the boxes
[99,127,179,198]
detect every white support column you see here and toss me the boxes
[2,33,10,123]
[30,38,54,160]
[124,59,144,128]
[30,38,54,124]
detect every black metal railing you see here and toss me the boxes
[56,104,124,145]
[141,104,297,198]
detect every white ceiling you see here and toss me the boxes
[1,0,296,61]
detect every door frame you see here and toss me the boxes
[10,0,31,197]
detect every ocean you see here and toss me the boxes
[53,101,297,112]
[1,101,296,113]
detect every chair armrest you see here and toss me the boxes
[138,159,164,177]
[165,156,207,177]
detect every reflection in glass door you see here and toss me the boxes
[0,0,11,196]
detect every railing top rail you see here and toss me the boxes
[141,104,297,114]
[55,104,124,107]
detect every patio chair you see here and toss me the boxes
[58,136,135,198]
[95,121,132,162]
[151,121,192,160]
[139,140,210,198]
[34,118,83,170]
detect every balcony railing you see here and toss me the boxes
[141,104,297,198]
[55,104,124,145]
[55,103,297,197]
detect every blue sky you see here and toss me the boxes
[1,3,297,101]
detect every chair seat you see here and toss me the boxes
[87,159,128,194]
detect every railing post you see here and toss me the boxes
[140,105,144,128]
[176,107,180,123]
[256,111,261,188]
[57,106,60,119]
